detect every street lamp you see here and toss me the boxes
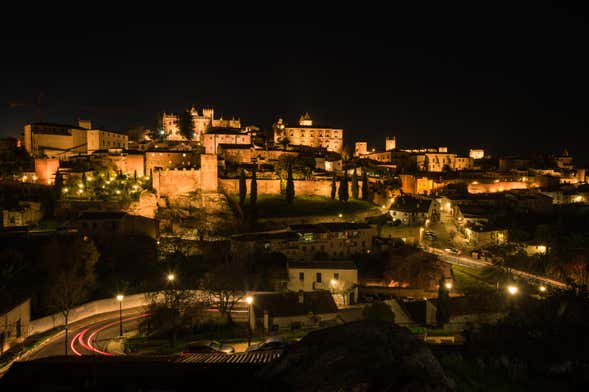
[167,273,175,283]
[539,285,547,293]
[246,296,253,347]
[445,282,453,290]
[116,294,124,337]
[507,285,518,295]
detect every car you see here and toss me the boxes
[444,247,461,255]
[246,336,289,352]
[184,339,235,354]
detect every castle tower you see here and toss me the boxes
[385,136,396,151]
[200,154,218,193]
[202,108,215,120]
[298,113,313,126]
[355,142,368,156]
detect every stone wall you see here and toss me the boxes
[219,178,363,198]
[153,169,201,198]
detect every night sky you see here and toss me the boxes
[1,7,587,163]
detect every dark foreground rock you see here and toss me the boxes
[258,320,454,392]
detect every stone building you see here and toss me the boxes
[161,107,241,142]
[203,128,251,155]
[273,113,343,153]
[2,201,43,228]
[24,120,128,159]
[145,150,198,173]
[287,260,358,306]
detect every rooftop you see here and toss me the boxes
[253,291,338,317]
[288,260,357,270]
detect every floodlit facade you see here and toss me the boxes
[273,113,343,153]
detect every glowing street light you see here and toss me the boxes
[116,294,124,337]
[507,285,518,295]
[338,213,343,218]
[445,282,453,290]
[539,285,547,293]
[330,279,337,287]
[167,273,175,283]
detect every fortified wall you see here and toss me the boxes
[219,178,364,198]
[154,154,363,199]
[153,154,218,198]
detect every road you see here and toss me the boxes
[424,246,568,289]
[28,310,148,360]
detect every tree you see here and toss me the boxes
[250,167,257,205]
[200,259,249,323]
[179,109,193,140]
[351,168,359,199]
[436,277,451,327]
[39,235,99,354]
[330,173,337,199]
[143,287,204,346]
[361,170,369,200]
[362,301,395,322]
[285,162,295,204]
[338,172,349,202]
[239,169,247,207]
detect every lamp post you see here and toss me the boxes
[116,294,124,337]
[246,296,253,347]
[167,273,175,284]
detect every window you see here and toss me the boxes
[334,273,339,281]
[316,272,322,283]
[299,272,304,281]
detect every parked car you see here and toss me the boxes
[444,247,461,255]
[246,336,289,352]
[184,339,235,354]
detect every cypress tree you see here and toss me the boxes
[134,170,137,181]
[330,173,337,199]
[250,167,257,205]
[285,162,295,204]
[361,170,368,200]
[338,172,349,202]
[239,169,247,206]
[249,168,258,228]
[179,109,193,140]
[436,277,451,327]
[351,168,359,199]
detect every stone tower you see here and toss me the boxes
[386,137,396,151]
[355,142,368,156]
[200,154,218,193]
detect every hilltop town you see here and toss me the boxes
[1,106,589,389]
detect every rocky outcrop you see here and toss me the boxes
[126,191,158,218]
[259,320,454,391]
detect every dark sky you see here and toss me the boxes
[1,7,588,164]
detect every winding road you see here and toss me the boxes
[28,310,148,360]
[424,245,568,289]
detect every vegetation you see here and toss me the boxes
[351,168,359,199]
[237,194,376,218]
[37,235,99,354]
[436,277,450,327]
[362,301,395,322]
[285,162,295,204]
[239,169,247,207]
[178,109,193,140]
[60,168,151,203]
[338,172,349,202]
[200,259,249,323]
[361,171,368,200]
[330,173,337,199]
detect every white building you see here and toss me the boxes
[287,260,358,306]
